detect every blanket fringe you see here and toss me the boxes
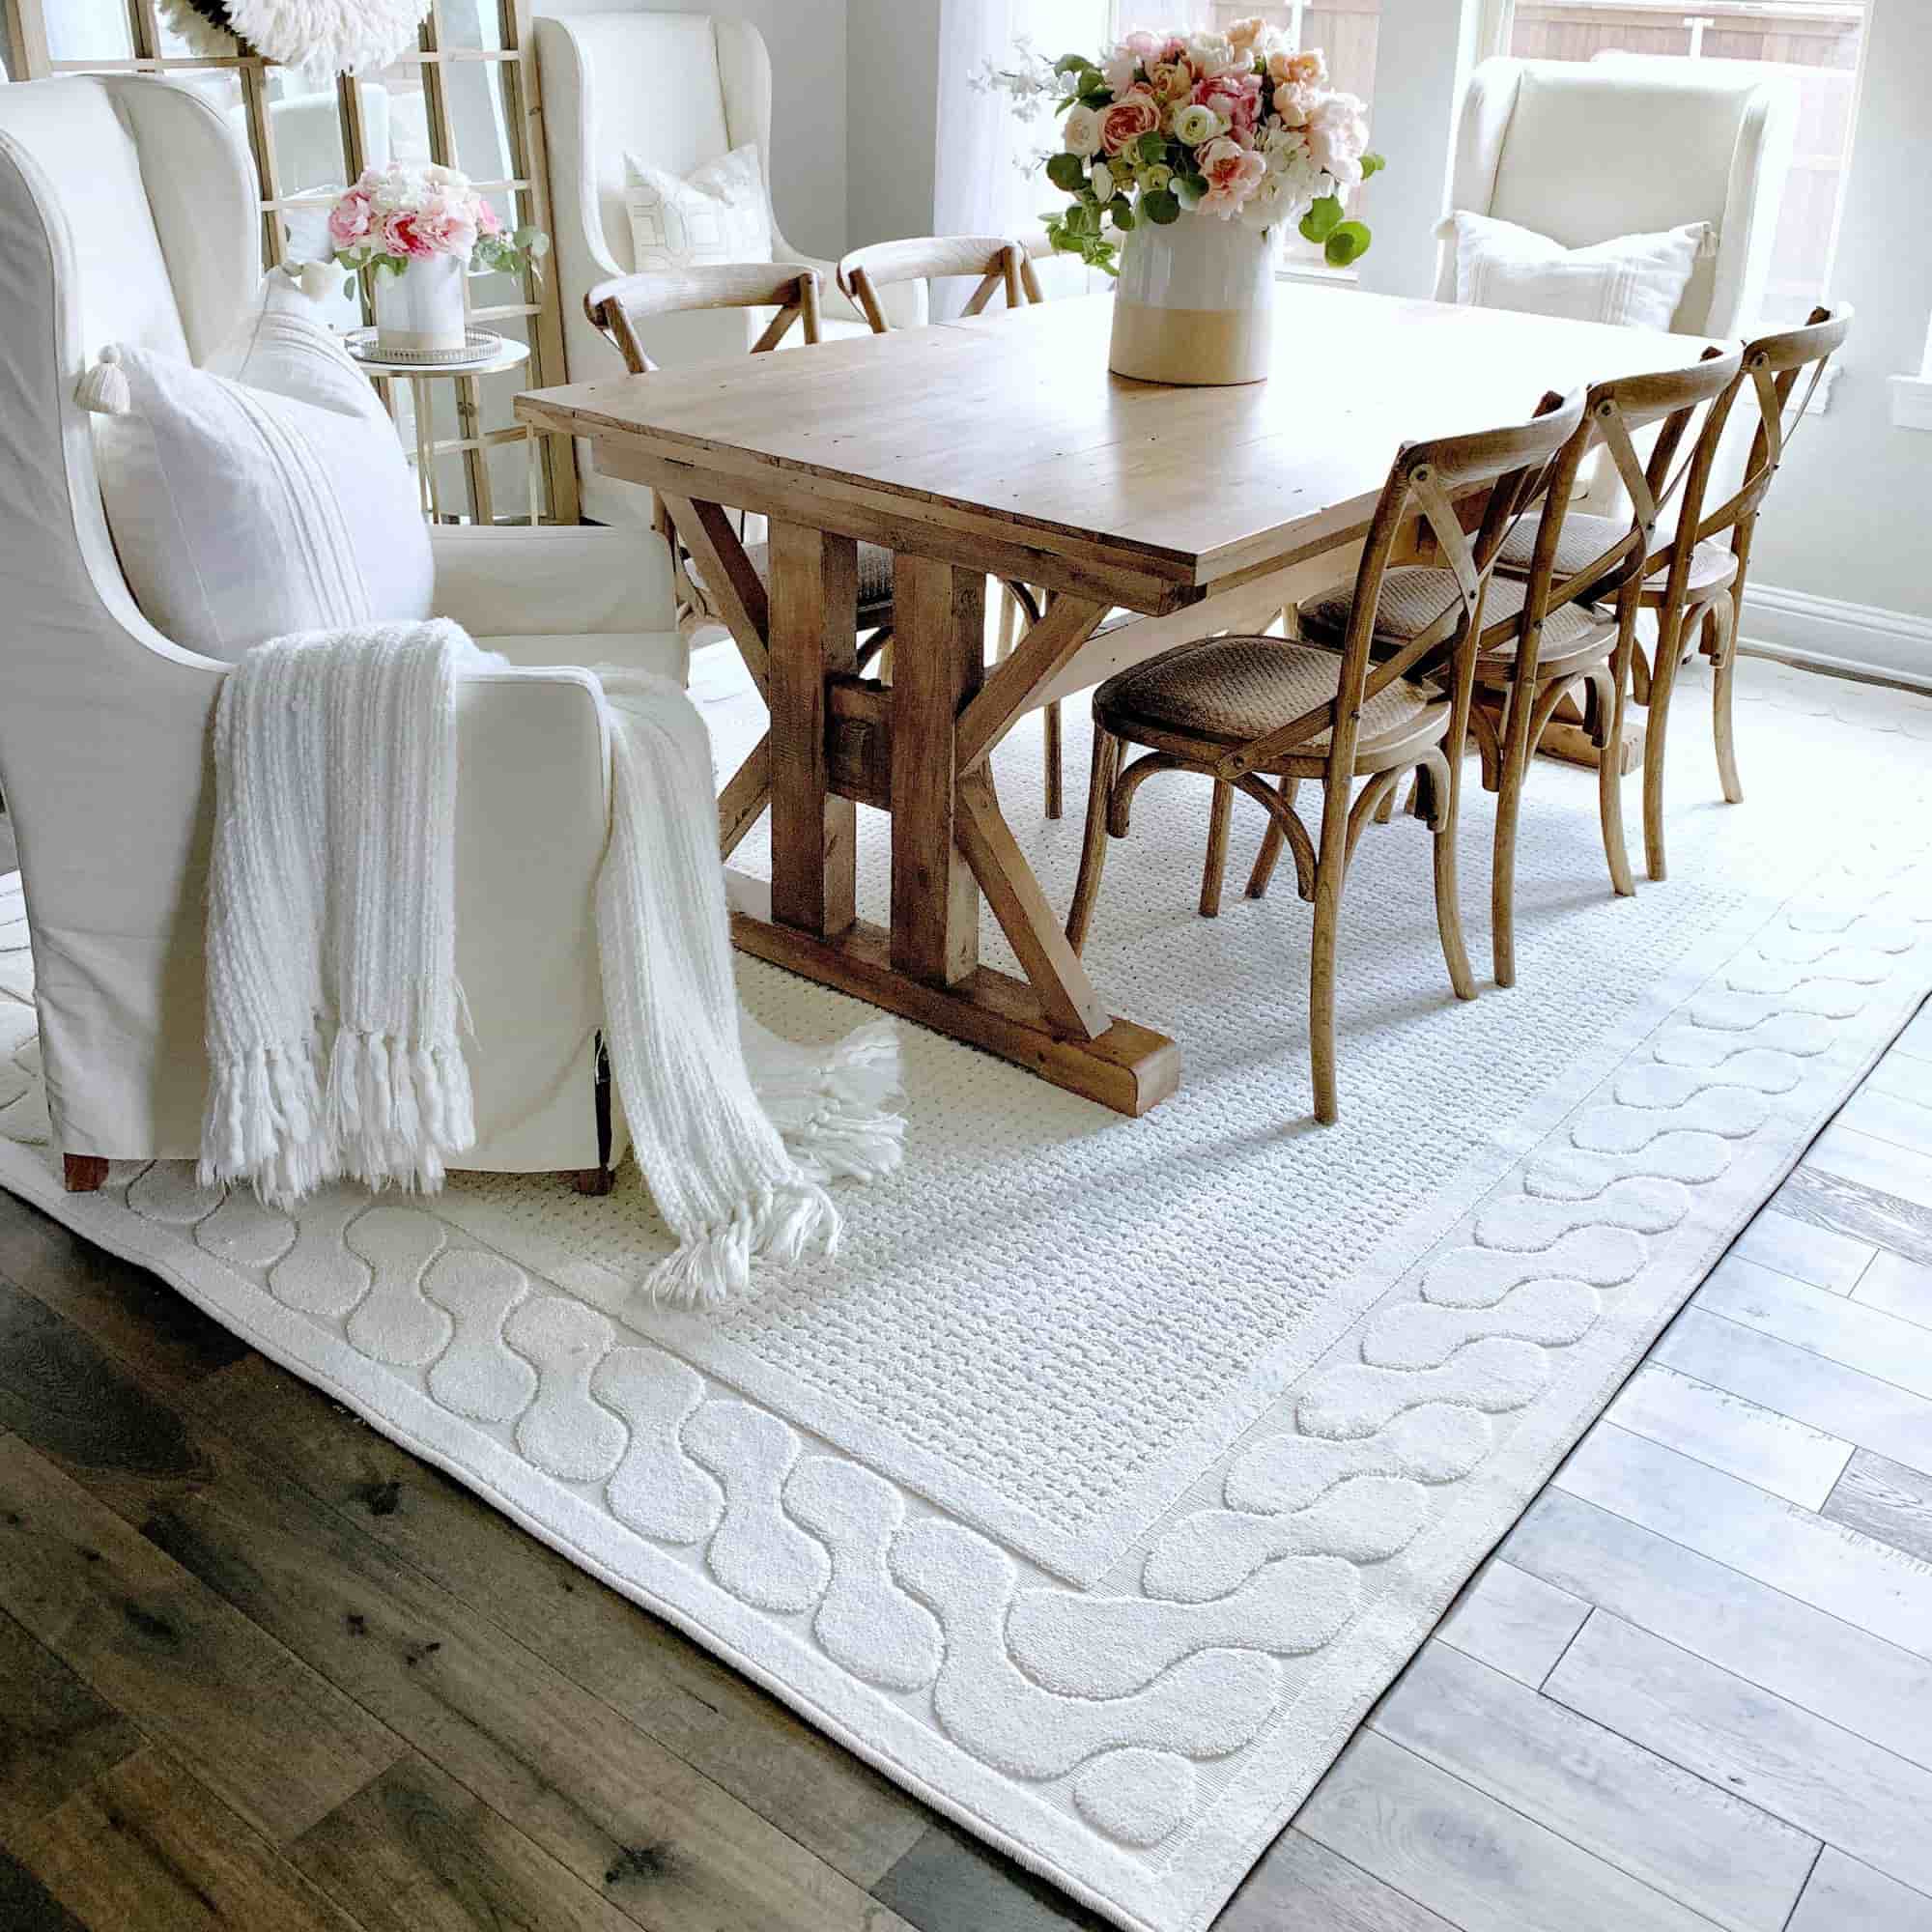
[758,1017,908,1185]
[643,1180,843,1309]
[202,1023,475,1208]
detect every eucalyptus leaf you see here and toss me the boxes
[1046,151,1087,193]
[1142,187,1180,225]
[1299,193,1343,243]
[1136,129,1166,164]
[1054,51,1088,73]
[1110,195,1135,230]
[1175,173,1208,210]
[1360,151,1386,180]
[1324,219,1372,267]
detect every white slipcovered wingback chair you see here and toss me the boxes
[534,7,925,526]
[1438,57,1796,339]
[1438,56,1795,519]
[0,74,689,1187]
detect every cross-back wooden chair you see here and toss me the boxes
[584,264,896,684]
[834,235,1070,816]
[1065,388,1586,1125]
[838,233,1044,330]
[1496,305,1851,882]
[1293,350,1744,987]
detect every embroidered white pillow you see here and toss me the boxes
[1448,213,1711,331]
[88,274,433,663]
[622,143,773,271]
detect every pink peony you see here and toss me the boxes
[1100,88,1163,155]
[1305,90,1369,185]
[1267,47,1328,87]
[476,198,502,236]
[1101,47,1140,98]
[1194,70,1263,135]
[1271,79,1318,127]
[327,188,375,248]
[1121,28,1161,57]
[1199,134,1267,216]
[1147,57,1194,103]
[381,209,435,260]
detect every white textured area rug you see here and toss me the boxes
[1,654,1928,1932]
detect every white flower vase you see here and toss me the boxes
[1109,214,1276,386]
[373,253,469,359]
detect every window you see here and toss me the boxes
[1503,1,1867,324]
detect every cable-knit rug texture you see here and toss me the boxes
[1,654,1928,1932]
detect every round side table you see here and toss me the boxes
[347,333,537,526]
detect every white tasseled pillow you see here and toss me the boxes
[622,143,773,272]
[1447,212,1712,332]
[82,272,433,663]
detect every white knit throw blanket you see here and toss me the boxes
[200,619,904,1305]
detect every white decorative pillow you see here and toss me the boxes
[622,143,773,271]
[85,273,433,663]
[1448,213,1711,331]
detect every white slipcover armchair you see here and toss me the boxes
[534,7,925,526]
[0,73,688,1186]
[1438,55,1795,523]
[1437,56,1796,339]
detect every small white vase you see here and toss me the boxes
[1109,215,1277,386]
[373,253,469,358]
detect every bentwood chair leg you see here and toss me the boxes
[1594,656,1636,899]
[1492,678,1539,990]
[1642,611,1687,883]
[1245,779,1296,899]
[1419,755,1476,1002]
[1710,590,1743,805]
[1308,857,1346,1126]
[1200,780,1234,917]
[1065,724,1119,954]
[1246,819,1285,900]
[1044,699,1064,819]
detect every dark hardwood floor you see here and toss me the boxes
[0,848,1928,1927]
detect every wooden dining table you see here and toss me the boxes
[518,283,1718,1118]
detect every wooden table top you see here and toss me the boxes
[519,284,1722,597]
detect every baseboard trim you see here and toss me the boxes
[1741,582,1932,693]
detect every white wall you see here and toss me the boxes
[554,0,851,258]
[845,0,941,248]
[1738,0,1932,658]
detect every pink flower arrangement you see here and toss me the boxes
[980,18,1382,276]
[323,163,546,285]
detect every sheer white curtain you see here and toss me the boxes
[931,0,1116,314]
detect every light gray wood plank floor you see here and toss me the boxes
[0,852,1926,1930]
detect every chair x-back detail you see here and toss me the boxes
[833,235,1070,816]
[1494,305,1848,882]
[1641,305,1851,878]
[1065,389,1586,1125]
[1294,351,1742,986]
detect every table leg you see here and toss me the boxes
[890,554,983,985]
[411,376,440,523]
[661,500,1179,1115]
[659,495,775,859]
[768,523,857,937]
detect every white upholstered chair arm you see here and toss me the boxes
[430,525,678,638]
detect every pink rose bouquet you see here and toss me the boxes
[975,18,1382,276]
[323,162,548,289]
